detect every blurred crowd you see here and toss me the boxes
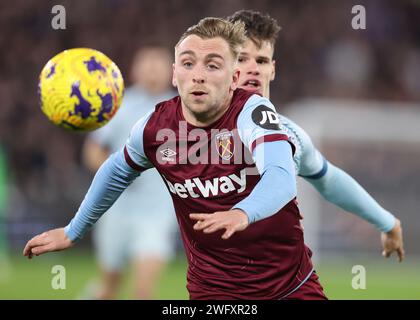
[0,0,419,247]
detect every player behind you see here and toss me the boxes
[228,9,404,262]
[24,17,326,299]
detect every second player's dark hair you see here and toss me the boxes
[227,10,281,48]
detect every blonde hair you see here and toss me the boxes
[176,17,247,59]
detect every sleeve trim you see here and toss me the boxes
[250,134,295,154]
[123,146,148,172]
[299,157,328,179]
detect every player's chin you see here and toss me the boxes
[187,99,211,113]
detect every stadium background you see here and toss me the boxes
[0,0,419,299]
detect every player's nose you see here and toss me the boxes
[246,60,260,75]
[193,78,205,84]
[192,73,205,84]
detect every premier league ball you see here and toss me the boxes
[38,48,124,131]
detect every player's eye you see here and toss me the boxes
[183,61,193,68]
[238,57,247,63]
[207,64,219,70]
[257,58,269,64]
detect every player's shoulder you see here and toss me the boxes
[137,95,181,138]
[236,91,282,131]
[240,92,277,120]
[232,89,274,111]
[137,95,179,126]
[153,95,180,113]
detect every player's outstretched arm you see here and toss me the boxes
[22,112,151,258]
[23,228,73,259]
[22,149,142,259]
[308,163,406,262]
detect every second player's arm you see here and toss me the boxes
[285,117,404,261]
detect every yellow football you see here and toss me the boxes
[38,48,124,131]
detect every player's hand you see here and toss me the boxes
[190,209,249,240]
[381,218,405,262]
[23,228,74,259]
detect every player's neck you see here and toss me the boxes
[264,86,270,99]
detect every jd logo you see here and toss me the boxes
[260,110,279,125]
[252,105,280,130]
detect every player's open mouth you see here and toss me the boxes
[241,79,261,91]
[191,91,207,96]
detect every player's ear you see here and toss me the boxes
[172,63,177,87]
[270,60,276,81]
[230,68,240,91]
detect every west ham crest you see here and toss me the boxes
[215,131,235,161]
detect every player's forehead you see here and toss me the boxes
[239,38,274,59]
[176,35,231,60]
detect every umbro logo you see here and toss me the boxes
[160,147,177,162]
